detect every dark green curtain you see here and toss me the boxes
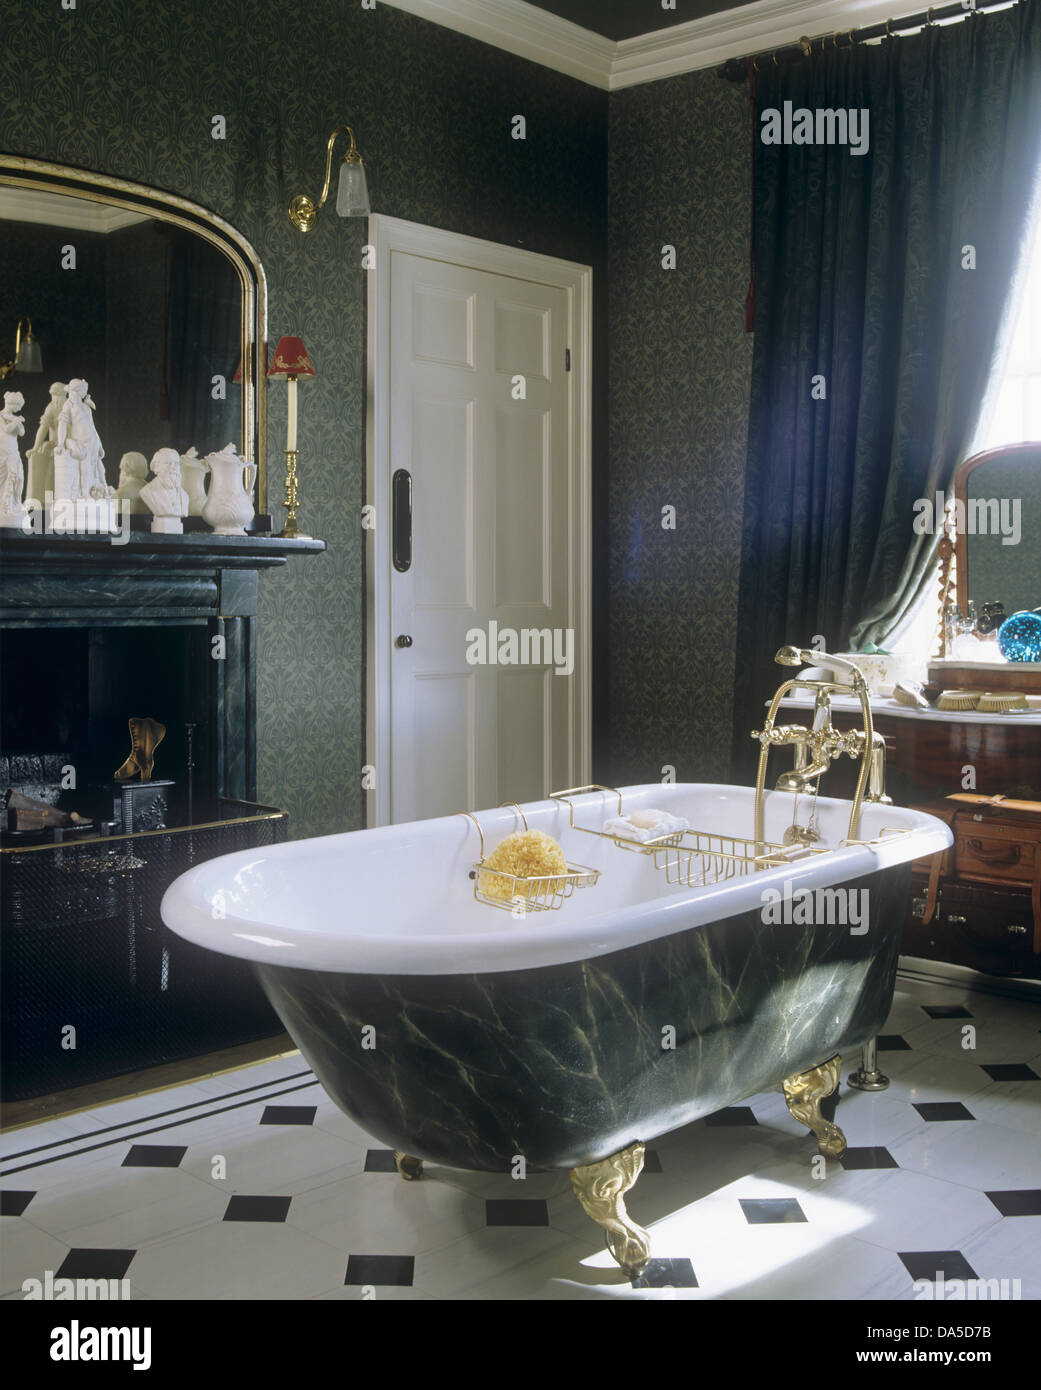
[732,1,1041,781]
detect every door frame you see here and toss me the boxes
[365,214,592,827]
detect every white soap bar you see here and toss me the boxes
[630,810,663,828]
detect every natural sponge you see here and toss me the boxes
[480,829,568,901]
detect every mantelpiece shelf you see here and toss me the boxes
[0,527,324,570]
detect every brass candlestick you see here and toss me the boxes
[279,449,311,540]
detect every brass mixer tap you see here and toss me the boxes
[752,646,891,853]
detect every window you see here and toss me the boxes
[971,206,1041,451]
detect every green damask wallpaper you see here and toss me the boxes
[2,0,608,839]
[606,71,753,786]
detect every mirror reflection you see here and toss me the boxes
[963,445,1041,618]
[0,185,244,512]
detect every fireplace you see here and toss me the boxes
[0,527,324,1102]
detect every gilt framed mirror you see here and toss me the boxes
[954,442,1041,618]
[0,155,268,514]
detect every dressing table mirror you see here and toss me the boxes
[0,156,268,514]
[932,441,1041,694]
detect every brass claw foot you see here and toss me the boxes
[570,1140,651,1279]
[394,1152,424,1181]
[114,716,166,782]
[783,1055,846,1157]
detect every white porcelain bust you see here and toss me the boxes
[0,391,28,527]
[115,451,150,513]
[141,447,189,533]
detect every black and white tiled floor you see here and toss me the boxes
[2,976,1038,1301]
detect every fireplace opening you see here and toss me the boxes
[1,625,217,827]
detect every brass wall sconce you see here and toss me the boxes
[288,126,370,232]
[0,316,42,380]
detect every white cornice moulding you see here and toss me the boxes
[379,0,614,87]
[0,186,148,232]
[380,0,939,91]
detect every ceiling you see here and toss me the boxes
[523,1,762,43]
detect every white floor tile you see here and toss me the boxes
[128,1220,348,1300]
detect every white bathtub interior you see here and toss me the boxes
[161,784,953,974]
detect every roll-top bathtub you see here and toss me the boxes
[162,782,952,1278]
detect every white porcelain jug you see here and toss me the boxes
[201,444,256,535]
[179,447,210,516]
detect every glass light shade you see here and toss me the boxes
[15,336,42,373]
[336,159,370,218]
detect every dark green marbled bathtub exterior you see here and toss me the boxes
[254,864,910,1171]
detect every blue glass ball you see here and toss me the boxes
[996,610,1041,662]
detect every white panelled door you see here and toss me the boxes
[387,249,574,822]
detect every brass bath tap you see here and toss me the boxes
[752,646,890,852]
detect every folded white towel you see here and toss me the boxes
[603,810,689,843]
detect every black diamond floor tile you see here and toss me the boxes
[122,1144,187,1168]
[913,1102,975,1122]
[984,1189,1041,1217]
[223,1195,292,1222]
[58,1248,136,1279]
[877,1034,912,1051]
[642,1149,663,1173]
[631,1257,698,1289]
[345,1254,415,1287]
[1,1190,36,1216]
[485,1199,549,1227]
[981,1064,1039,1082]
[922,1005,973,1019]
[704,1106,758,1127]
[739,1197,807,1225]
[899,1250,977,1282]
[839,1146,899,1170]
[364,1149,401,1173]
[260,1105,317,1125]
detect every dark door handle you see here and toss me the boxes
[395,634,413,649]
[392,469,412,572]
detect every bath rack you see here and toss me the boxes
[549,784,827,888]
[460,805,599,915]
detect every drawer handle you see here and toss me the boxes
[1006,923,1028,936]
[965,839,1022,866]
[945,914,967,924]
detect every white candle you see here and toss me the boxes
[286,376,298,452]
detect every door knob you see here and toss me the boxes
[395,634,413,648]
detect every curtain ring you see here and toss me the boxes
[926,6,936,23]
[847,29,856,46]
[885,17,895,40]
[772,50,779,66]
[752,54,760,72]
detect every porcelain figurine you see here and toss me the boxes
[114,452,150,513]
[25,382,66,502]
[141,447,189,534]
[55,378,109,501]
[201,442,256,535]
[179,446,209,515]
[0,391,28,527]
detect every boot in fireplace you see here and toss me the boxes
[114,717,167,782]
